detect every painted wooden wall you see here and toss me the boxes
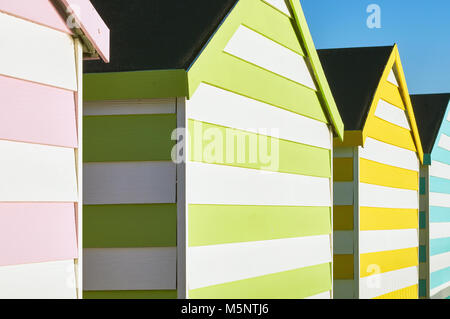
[184,0,333,299]
[333,68,420,299]
[0,10,81,298]
[422,101,450,299]
[82,99,178,299]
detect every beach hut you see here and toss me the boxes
[411,93,450,299]
[82,0,343,299]
[0,0,109,298]
[318,45,423,299]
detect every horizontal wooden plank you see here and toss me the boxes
[224,25,316,90]
[188,235,331,290]
[0,75,77,147]
[188,262,331,299]
[430,251,450,273]
[379,82,405,110]
[360,229,418,254]
[187,83,331,149]
[438,134,450,152]
[84,114,176,162]
[360,247,418,277]
[187,162,331,206]
[83,161,176,205]
[360,207,418,231]
[262,0,292,17]
[188,205,331,247]
[0,140,77,202]
[0,203,77,266]
[333,158,353,181]
[0,259,76,299]
[365,117,417,152]
[360,183,418,209]
[430,192,450,208]
[83,248,176,291]
[430,160,450,180]
[431,238,450,256]
[360,137,419,172]
[83,204,177,248]
[188,120,331,178]
[387,69,399,87]
[84,99,176,115]
[431,281,450,298]
[431,206,450,223]
[375,99,410,129]
[0,11,77,90]
[374,284,417,299]
[360,266,418,299]
[360,158,418,190]
[430,222,450,239]
[333,206,353,231]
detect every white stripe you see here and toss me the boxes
[387,69,399,87]
[430,251,450,273]
[84,99,176,115]
[224,25,316,90]
[188,235,331,290]
[187,83,331,149]
[334,147,354,158]
[187,162,331,206]
[438,134,450,152]
[375,99,411,130]
[0,140,77,202]
[430,192,450,208]
[430,222,450,239]
[83,248,176,291]
[333,182,354,205]
[360,183,418,209]
[83,161,176,205]
[430,160,450,180]
[360,229,418,254]
[0,260,76,299]
[360,137,419,172]
[431,281,450,297]
[262,0,292,16]
[306,290,331,299]
[0,12,77,91]
[360,266,418,299]
[334,231,353,254]
[334,280,354,299]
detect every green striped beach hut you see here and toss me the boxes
[82,0,343,299]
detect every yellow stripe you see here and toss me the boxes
[360,207,418,231]
[334,254,354,280]
[378,82,405,110]
[374,284,418,299]
[334,158,353,181]
[360,247,418,277]
[360,158,418,190]
[334,205,353,231]
[365,117,417,152]
[334,130,363,147]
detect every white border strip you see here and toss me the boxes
[430,192,450,208]
[360,229,418,254]
[188,235,331,290]
[375,99,411,130]
[360,183,418,209]
[188,83,331,149]
[438,134,450,152]
[430,160,450,180]
[430,222,450,239]
[84,99,176,116]
[83,248,177,291]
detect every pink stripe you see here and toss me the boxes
[61,0,110,62]
[0,75,78,148]
[0,0,72,34]
[0,203,78,266]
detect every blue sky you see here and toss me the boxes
[301,0,450,94]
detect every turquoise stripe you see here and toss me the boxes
[430,237,450,256]
[431,266,450,289]
[430,176,450,194]
[431,148,450,165]
[419,211,427,229]
[430,206,450,223]
[419,245,427,263]
[419,279,427,297]
[419,177,426,195]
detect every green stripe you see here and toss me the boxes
[83,290,177,299]
[83,204,176,248]
[188,262,331,299]
[189,205,331,246]
[188,1,328,124]
[188,120,331,178]
[84,69,187,101]
[84,114,176,162]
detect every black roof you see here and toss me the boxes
[84,0,239,73]
[318,46,394,130]
[411,93,450,153]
